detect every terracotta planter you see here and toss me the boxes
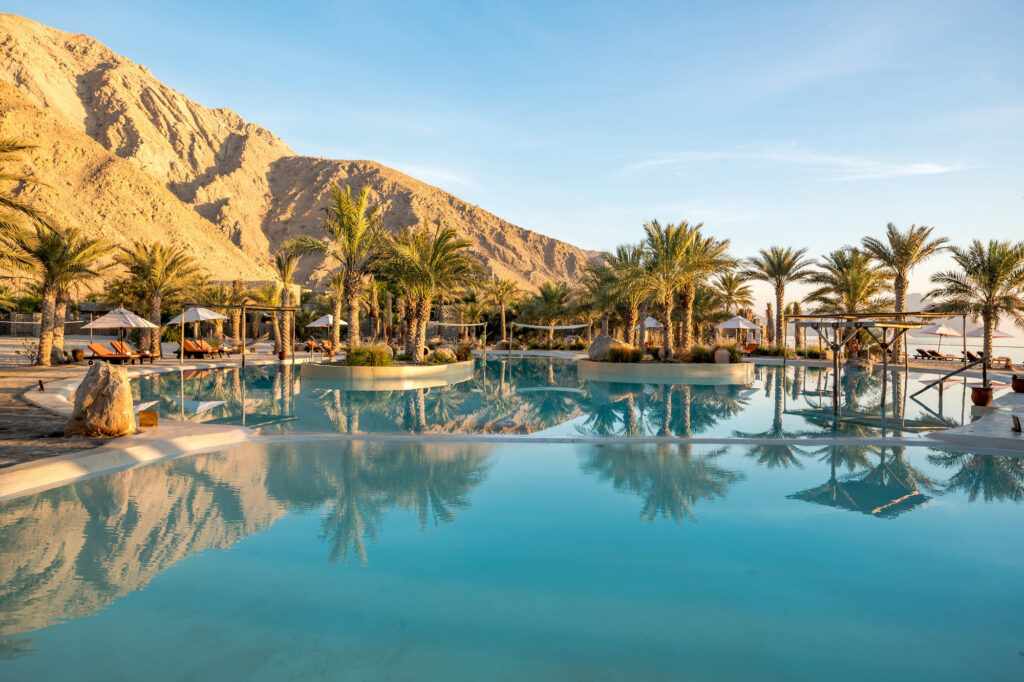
[971,386,994,407]
[1012,375,1024,393]
[72,348,85,362]
[277,351,287,361]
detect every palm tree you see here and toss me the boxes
[677,227,732,351]
[744,246,814,346]
[3,224,111,365]
[640,220,691,358]
[319,272,346,349]
[576,260,617,337]
[248,284,282,351]
[862,223,947,360]
[115,240,203,357]
[286,184,383,347]
[805,247,892,315]
[481,275,521,343]
[0,138,52,246]
[609,242,648,345]
[926,240,1024,363]
[712,272,754,314]
[272,249,300,355]
[378,221,483,361]
[521,281,571,348]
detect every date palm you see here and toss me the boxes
[0,138,52,249]
[319,272,346,349]
[805,247,892,315]
[116,240,203,357]
[862,223,947,360]
[712,272,753,314]
[675,227,732,351]
[482,275,521,342]
[926,240,1024,364]
[272,249,300,354]
[3,224,111,365]
[744,246,814,346]
[609,242,648,345]
[522,281,571,348]
[286,184,383,347]
[640,220,693,358]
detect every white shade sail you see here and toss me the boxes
[921,324,959,337]
[81,307,158,329]
[966,327,1013,338]
[167,307,228,325]
[634,316,664,330]
[717,315,759,330]
[306,315,347,327]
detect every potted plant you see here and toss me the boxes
[277,350,287,361]
[1013,375,1024,393]
[971,385,994,406]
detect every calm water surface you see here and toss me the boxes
[1,441,1022,680]
[132,357,981,438]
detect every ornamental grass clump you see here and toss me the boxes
[608,346,644,363]
[345,345,394,367]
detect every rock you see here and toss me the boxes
[588,334,629,362]
[65,362,137,437]
[432,347,457,363]
[714,349,732,364]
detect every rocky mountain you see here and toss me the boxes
[0,13,598,288]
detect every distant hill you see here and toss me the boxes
[0,14,599,288]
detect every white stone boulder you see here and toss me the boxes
[714,349,732,364]
[65,362,137,437]
[588,334,629,362]
[431,347,457,363]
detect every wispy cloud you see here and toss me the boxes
[624,146,966,181]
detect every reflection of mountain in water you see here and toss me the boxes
[581,444,744,523]
[0,442,490,635]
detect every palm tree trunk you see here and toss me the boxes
[332,297,343,349]
[500,304,507,342]
[626,306,638,345]
[775,287,785,348]
[36,288,56,366]
[600,312,609,336]
[983,309,993,366]
[369,286,380,343]
[385,292,393,343]
[52,292,67,352]
[280,287,291,355]
[346,292,360,347]
[149,293,162,357]
[679,283,695,351]
[893,276,906,362]
[638,302,648,350]
[417,296,431,363]
[662,297,674,359]
[214,319,224,347]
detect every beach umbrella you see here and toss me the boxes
[634,316,664,330]
[167,307,228,325]
[965,327,1012,338]
[306,314,347,327]
[81,306,158,344]
[921,323,959,352]
[717,315,760,330]
[170,397,226,415]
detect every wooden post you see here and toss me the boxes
[179,307,185,365]
[241,305,247,368]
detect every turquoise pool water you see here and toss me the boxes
[132,357,977,438]
[1,441,1022,680]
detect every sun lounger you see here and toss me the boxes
[179,339,218,359]
[915,349,933,360]
[926,350,958,361]
[197,339,231,357]
[739,342,758,355]
[964,350,983,363]
[111,340,155,364]
[87,343,134,364]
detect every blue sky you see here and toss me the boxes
[10,0,1024,301]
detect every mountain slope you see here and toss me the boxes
[0,13,598,288]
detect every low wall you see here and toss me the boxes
[577,359,754,385]
[300,359,475,390]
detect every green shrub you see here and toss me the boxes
[686,345,714,363]
[455,342,474,362]
[345,345,394,367]
[425,351,456,365]
[568,340,588,351]
[608,346,644,363]
[753,345,795,357]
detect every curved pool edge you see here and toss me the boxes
[577,359,755,385]
[300,359,474,389]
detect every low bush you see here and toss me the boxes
[345,345,394,367]
[796,348,826,359]
[608,346,644,363]
[686,345,714,363]
[753,345,795,357]
[425,351,456,365]
[454,342,474,362]
[568,340,588,351]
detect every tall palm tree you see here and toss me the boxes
[481,275,521,343]
[675,226,732,351]
[248,283,282,351]
[3,224,111,365]
[926,240,1024,363]
[116,240,203,357]
[272,249,300,355]
[805,247,892,315]
[609,242,648,345]
[0,138,52,246]
[577,261,617,337]
[320,272,346,349]
[286,184,383,347]
[744,246,814,346]
[378,221,483,361]
[712,271,754,314]
[640,220,692,358]
[863,223,948,360]
[521,281,571,348]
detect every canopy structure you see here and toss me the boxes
[921,323,959,352]
[717,315,759,330]
[507,321,592,355]
[634,316,664,330]
[81,307,158,330]
[306,315,346,328]
[167,307,228,325]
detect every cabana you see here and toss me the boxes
[508,321,592,354]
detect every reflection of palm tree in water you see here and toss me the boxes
[581,443,743,524]
[735,367,806,468]
[928,451,1024,502]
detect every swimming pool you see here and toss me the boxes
[132,357,980,438]
[1,440,1022,680]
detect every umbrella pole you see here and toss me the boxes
[179,306,185,365]
[241,306,246,368]
[962,314,967,364]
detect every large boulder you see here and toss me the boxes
[431,347,457,363]
[588,334,629,362]
[65,362,137,437]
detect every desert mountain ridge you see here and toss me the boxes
[0,13,599,289]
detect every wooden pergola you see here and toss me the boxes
[179,302,299,367]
